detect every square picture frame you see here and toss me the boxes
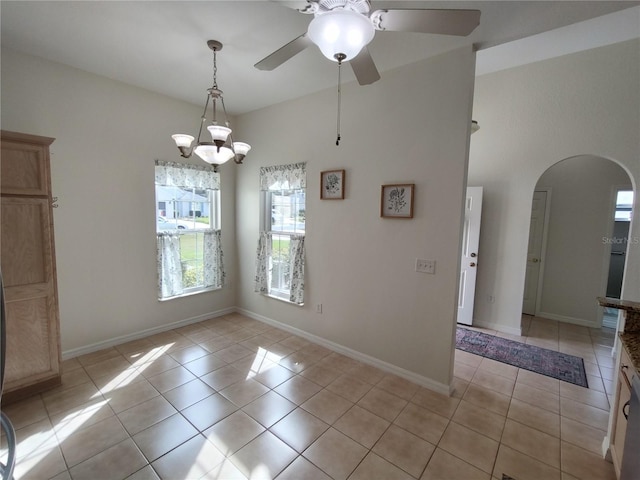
[321,169,345,200]
[381,184,414,218]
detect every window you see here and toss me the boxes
[155,160,225,300]
[255,163,306,304]
[615,190,634,222]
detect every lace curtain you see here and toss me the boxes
[259,162,306,191]
[204,229,225,289]
[155,160,220,190]
[288,235,305,304]
[157,232,183,298]
[254,232,272,295]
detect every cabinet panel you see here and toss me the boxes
[0,141,50,196]
[1,197,51,286]
[611,346,635,478]
[4,296,54,383]
[613,371,632,473]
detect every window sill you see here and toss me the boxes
[158,286,222,302]
[262,292,304,307]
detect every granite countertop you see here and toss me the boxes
[620,332,640,374]
[597,297,640,313]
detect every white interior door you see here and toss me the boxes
[458,187,483,325]
[522,190,548,315]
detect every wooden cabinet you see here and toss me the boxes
[1,130,61,402]
[611,345,635,478]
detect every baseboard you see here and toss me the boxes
[537,311,599,329]
[471,320,522,336]
[62,307,235,360]
[236,307,453,396]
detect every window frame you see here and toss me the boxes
[155,161,223,300]
[257,163,306,304]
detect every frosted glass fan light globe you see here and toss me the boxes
[308,9,374,62]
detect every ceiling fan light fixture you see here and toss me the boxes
[307,8,374,62]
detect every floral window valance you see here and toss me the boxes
[260,162,306,191]
[155,160,220,190]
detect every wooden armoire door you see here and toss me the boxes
[1,130,61,401]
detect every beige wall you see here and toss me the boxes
[469,39,639,333]
[1,46,476,392]
[1,49,239,354]
[235,47,477,391]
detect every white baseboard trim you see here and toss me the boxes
[236,307,452,396]
[470,320,522,336]
[62,307,235,360]
[537,311,599,329]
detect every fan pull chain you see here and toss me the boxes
[335,53,346,146]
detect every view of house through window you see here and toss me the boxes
[155,161,224,300]
[157,186,219,288]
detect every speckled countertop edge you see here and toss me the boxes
[598,297,640,313]
[620,332,640,374]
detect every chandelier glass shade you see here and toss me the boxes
[171,40,250,171]
[307,8,375,62]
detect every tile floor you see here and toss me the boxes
[1,313,618,480]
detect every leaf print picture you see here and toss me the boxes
[320,169,345,199]
[388,187,406,213]
[381,184,414,218]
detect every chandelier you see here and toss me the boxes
[172,40,250,171]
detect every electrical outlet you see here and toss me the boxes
[316,303,322,314]
[415,259,436,274]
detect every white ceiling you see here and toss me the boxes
[2,1,639,115]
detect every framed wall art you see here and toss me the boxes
[321,169,345,200]
[381,184,414,218]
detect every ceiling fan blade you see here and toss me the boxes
[350,47,380,85]
[254,33,313,71]
[270,0,318,13]
[371,9,481,36]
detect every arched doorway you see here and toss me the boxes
[522,155,633,328]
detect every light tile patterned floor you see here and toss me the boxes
[1,314,617,479]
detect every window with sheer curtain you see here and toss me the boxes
[255,162,306,305]
[155,160,225,300]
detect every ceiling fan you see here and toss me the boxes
[255,0,481,85]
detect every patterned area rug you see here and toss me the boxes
[456,327,588,388]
